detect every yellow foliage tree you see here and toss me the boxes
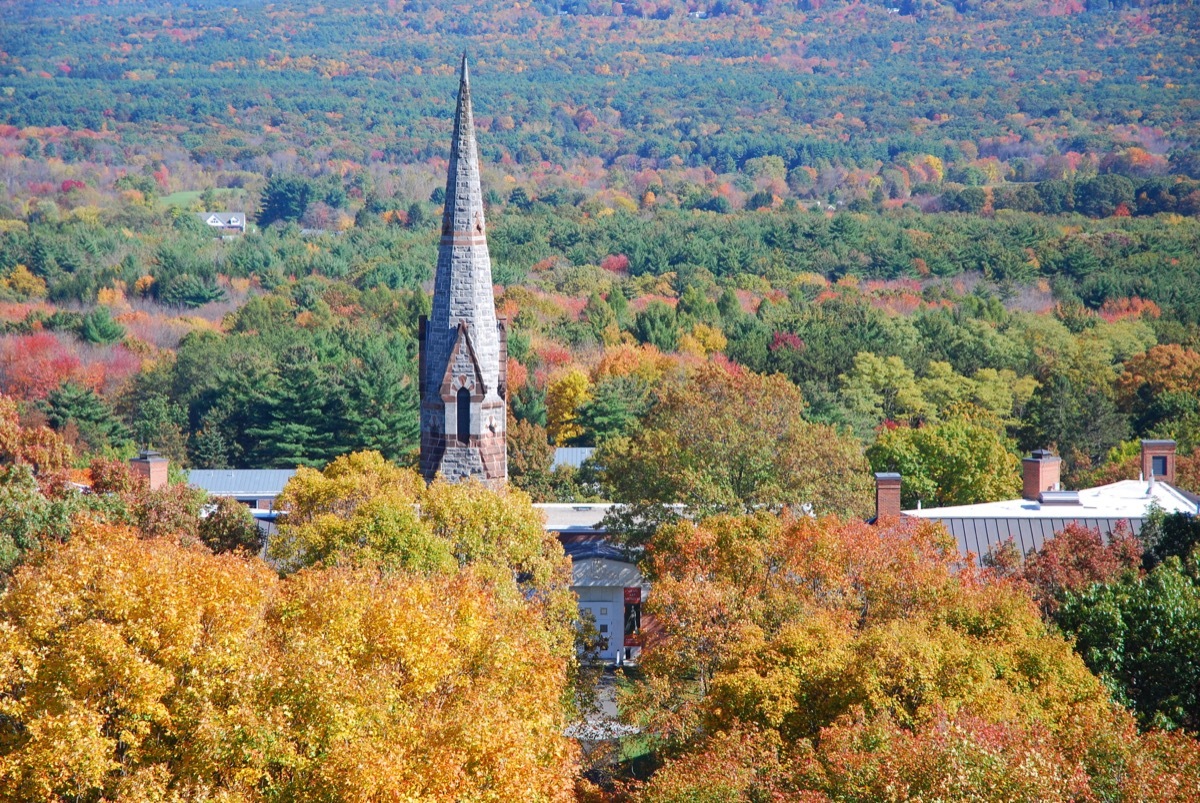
[0,515,579,800]
[269,450,577,656]
[546,368,591,445]
[3,265,46,300]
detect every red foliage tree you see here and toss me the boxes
[1019,522,1142,614]
[0,332,84,400]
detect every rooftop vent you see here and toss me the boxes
[1038,490,1080,506]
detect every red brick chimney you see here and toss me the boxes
[1022,450,1061,501]
[875,472,902,523]
[129,450,168,491]
[1141,440,1176,485]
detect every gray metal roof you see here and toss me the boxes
[553,447,594,470]
[935,516,1147,563]
[188,469,296,498]
[906,478,1200,564]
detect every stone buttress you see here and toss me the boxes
[418,56,508,486]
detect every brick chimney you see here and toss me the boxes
[1022,449,1061,501]
[1141,440,1176,485]
[875,472,902,523]
[129,450,168,491]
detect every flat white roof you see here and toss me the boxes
[535,503,613,533]
[904,479,1198,520]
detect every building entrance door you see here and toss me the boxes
[579,600,619,662]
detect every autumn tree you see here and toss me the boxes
[627,512,1200,801]
[0,394,72,481]
[508,414,557,500]
[839,350,929,433]
[198,496,262,554]
[1116,344,1200,432]
[1014,521,1143,615]
[0,523,277,801]
[546,368,591,445]
[596,363,872,543]
[866,417,1022,508]
[0,523,579,801]
[269,450,574,626]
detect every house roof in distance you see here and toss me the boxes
[196,212,246,227]
[552,447,594,470]
[188,469,296,498]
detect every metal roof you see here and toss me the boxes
[552,447,595,469]
[905,479,1200,562]
[188,469,296,498]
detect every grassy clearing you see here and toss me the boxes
[159,188,243,209]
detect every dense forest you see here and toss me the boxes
[0,0,1197,495]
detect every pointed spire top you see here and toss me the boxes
[440,53,484,241]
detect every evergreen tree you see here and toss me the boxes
[340,333,419,464]
[259,175,315,227]
[42,383,130,453]
[576,375,652,444]
[79,307,125,345]
[244,344,340,468]
[634,301,679,352]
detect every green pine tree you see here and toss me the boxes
[79,307,125,345]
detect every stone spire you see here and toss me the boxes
[418,55,507,486]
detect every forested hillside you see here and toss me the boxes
[0,0,1198,494]
[4,1,1200,799]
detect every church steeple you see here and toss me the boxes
[418,56,507,486]
[441,53,486,248]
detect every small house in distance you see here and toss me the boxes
[196,212,247,235]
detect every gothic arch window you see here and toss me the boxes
[457,387,471,445]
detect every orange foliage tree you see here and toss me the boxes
[1116,344,1200,410]
[0,394,71,480]
[626,513,1200,801]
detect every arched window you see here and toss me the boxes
[457,387,471,444]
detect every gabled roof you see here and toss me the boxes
[439,321,486,398]
[197,212,246,227]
